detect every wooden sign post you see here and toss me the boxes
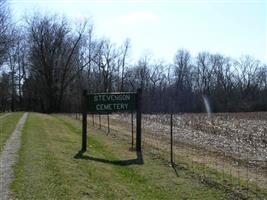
[82,90,87,152]
[81,89,142,152]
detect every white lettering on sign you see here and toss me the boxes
[96,103,129,111]
[94,95,98,102]
[93,94,131,102]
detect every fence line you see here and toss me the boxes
[67,112,267,199]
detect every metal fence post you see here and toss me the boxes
[107,114,110,134]
[131,112,134,149]
[99,114,101,129]
[170,113,173,165]
[136,88,142,152]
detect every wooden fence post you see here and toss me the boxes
[82,90,87,152]
[170,113,173,165]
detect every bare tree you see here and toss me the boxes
[194,52,213,95]
[208,54,234,111]
[173,49,192,91]
[27,14,88,112]
[119,38,130,92]
[0,73,11,111]
[0,0,12,66]
[234,56,262,110]
[6,30,28,111]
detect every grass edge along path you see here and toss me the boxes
[0,112,23,153]
[0,113,28,200]
[11,113,245,199]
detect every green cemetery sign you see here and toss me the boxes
[81,89,142,152]
[87,93,136,114]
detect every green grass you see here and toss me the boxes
[0,112,8,116]
[11,113,232,200]
[0,112,23,152]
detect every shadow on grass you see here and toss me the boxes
[170,161,189,177]
[74,149,144,166]
[171,163,179,177]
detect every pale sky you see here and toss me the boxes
[9,0,267,63]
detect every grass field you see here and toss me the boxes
[10,113,238,200]
[0,112,23,152]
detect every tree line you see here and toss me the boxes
[1,0,266,113]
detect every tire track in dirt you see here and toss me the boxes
[0,113,28,200]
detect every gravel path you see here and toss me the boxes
[0,113,28,200]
